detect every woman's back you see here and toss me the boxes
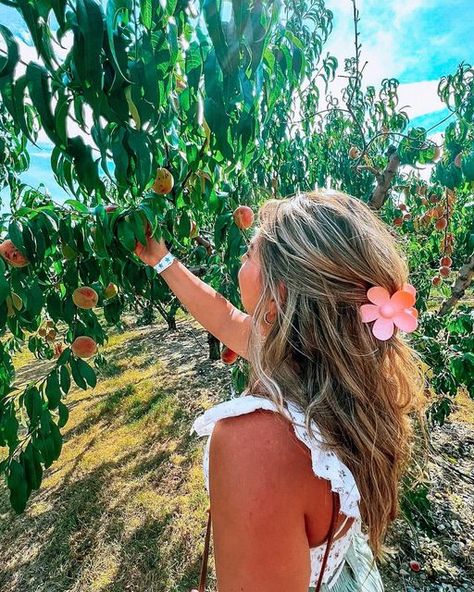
[190,394,381,590]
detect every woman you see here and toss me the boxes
[135,189,426,591]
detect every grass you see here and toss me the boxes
[0,317,232,592]
[0,309,473,591]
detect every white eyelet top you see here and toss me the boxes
[190,394,365,589]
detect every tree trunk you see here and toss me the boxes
[438,252,474,316]
[369,152,401,210]
[208,332,221,360]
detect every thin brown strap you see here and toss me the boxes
[197,506,212,592]
[315,491,340,592]
[197,494,340,592]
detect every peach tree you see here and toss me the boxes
[0,0,337,513]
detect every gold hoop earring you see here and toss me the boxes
[264,311,274,325]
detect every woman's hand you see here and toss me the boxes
[134,226,169,267]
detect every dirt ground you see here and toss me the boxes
[0,313,472,591]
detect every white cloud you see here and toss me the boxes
[396,80,445,119]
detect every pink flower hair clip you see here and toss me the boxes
[360,283,419,341]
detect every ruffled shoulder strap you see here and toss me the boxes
[285,401,361,519]
[190,394,280,437]
[191,395,361,519]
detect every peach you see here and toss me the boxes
[152,168,174,194]
[221,346,238,365]
[440,256,452,267]
[71,336,98,359]
[233,205,254,230]
[435,218,447,231]
[409,560,421,572]
[393,217,403,227]
[432,276,442,286]
[403,213,412,221]
[348,146,359,159]
[72,286,98,309]
[0,239,29,267]
[454,153,462,168]
[105,204,118,213]
[439,266,450,277]
[104,282,118,299]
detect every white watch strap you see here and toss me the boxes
[153,252,175,274]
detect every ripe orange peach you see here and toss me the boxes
[104,282,118,299]
[72,286,99,309]
[71,336,98,359]
[152,168,174,194]
[435,218,447,231]
[221,346,239,365]
[393,217,403,227]
[432,276,442,286]
[440,256,452,267]
[439,266,450,277]
[233,205,254,230]
[403,212,412,221]
[399,203,407,211]
[0,239,29,267]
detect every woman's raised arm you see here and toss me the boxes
[135,237,251,361]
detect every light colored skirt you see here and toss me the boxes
[309,532,384,591]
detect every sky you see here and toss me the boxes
[0,0,473,211]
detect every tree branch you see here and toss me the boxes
[368,152,401,210]
[438,252,474,316]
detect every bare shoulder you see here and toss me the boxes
[210,408,318,497]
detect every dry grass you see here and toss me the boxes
[0,310,473,592]
[0,316,232,592]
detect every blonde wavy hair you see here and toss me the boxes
[242,189,427,559]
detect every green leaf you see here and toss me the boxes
[26,62,60,145]
[59,364,71,395]
[64,199,90,213]
[140,0,152,29]
[76,358,97,388]
[20,442,43,492]
[0,268,8,306]
[117,217,136,252]
[8,220,25,252]
[75,0,105,89]
[24,386,42,425]
[46,369,62,410]
[57,401,69,429]
[7,460,28,514]
[49,420,63,460]
[69,356,88,390]
[0,24,19,78]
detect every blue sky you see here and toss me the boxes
[0,0,473,211]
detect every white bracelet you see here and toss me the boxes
[153,252,176,274]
